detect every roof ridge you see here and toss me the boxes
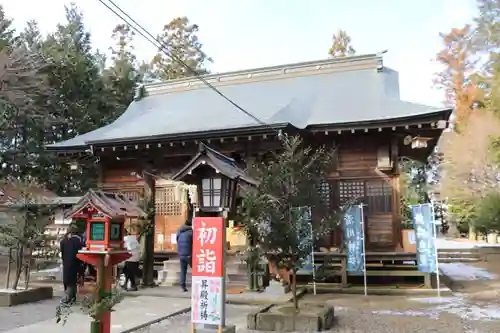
[143,53,384,97]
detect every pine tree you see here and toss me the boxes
[328,29,355,57]
[0,5,15,51]
[103,24,140,117]
[38,4,117,194]
[151,16,212,80]
[474,0,500,114]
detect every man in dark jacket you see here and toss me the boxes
[176,220,193,292]
[60,224,85,304]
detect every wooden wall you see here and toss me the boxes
[97,131,402,252]
[328,133,400,250]
[100,167,188,252]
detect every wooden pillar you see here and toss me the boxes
[391,137,402,248]
[141,166,156,286]
[97,162,104,189]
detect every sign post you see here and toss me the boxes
[344,204,367,296]
[430,202,441,297]
[411,204,439,295]
[191,217,234,333]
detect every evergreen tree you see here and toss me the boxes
[0,20,53,182]
[475,0,500,51]
[103,24,141,116]
[238,135,342,309]
[0,5,15,51]
[151,16,212,80]
[328,29,355,57]
[38,4,117,194]
[474,0,500,114]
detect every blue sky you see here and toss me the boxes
[5,0,477,107]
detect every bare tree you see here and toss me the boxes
[0,177,55,290]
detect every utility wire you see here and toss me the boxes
[98,0,282,135]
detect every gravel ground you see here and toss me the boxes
[133,294,500,333]
[0,296,62,332]
[0,287,499,333]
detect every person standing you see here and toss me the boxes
[60,224,85,305]
[123,230,141,291]
[176,220,193,292]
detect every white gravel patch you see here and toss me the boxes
[439,263,498,281]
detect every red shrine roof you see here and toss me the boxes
[67,189,146,219]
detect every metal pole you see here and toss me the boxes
[360,204,367,297]
[430,202,441,297]
[220,210,227,331]
[191,209,197,333]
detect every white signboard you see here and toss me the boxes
[191,276,223,324]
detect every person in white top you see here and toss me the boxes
[123,229,141,291]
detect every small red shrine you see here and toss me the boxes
[68,189,145,252]
[66,189,146,333]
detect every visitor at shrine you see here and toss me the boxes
[60,224,85,305]
[122,229,140,291]
[176,219,193,292]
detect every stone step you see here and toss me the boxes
[438,248,480,253]
[438,252,481,259]
[438,258,481,263]
[438,251,479,255]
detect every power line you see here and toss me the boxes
[97,0,280,133]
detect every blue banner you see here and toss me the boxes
[344,205,365,272]
[411,204,437,273]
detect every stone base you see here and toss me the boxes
[195,324,236,333]
[0,287,53,307]
[158,260,186,286]
[30,265,63,282]
[263,280,288,295]
[247,303,334,332]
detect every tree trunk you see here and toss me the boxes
[5,248,12,289]
[12,244,24,290]
[291,269,298,311]
[469,224,477,241]
[24,248,32,290]
[447,221,460,238]
[141,168,156,287]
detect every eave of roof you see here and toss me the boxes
[308,108,453,131]
[172,143,259,186]
[67,189,146,219]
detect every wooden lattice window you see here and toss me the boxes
[338,180,365,205]
[366,179,392,213]
[155,185,182,216]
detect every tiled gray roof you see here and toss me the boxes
[47,54,450,150]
